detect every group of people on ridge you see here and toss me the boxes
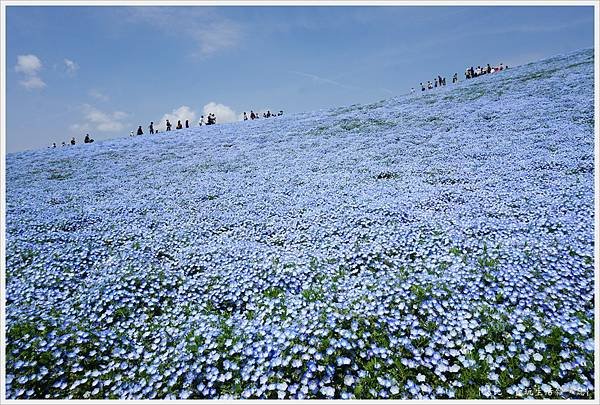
[51,134,94,148]
[56,106,285,147]
[465,63,507,79]
[243,110,283,120]
[420,74,457,91]
[133,113,219,136]
[418,61,507,92]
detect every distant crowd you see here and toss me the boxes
[417,62,508,92]
[465,63,507,79]
[50,61,509,148]
[52,109,284,147]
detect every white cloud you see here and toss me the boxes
[15,54,46,90]
[154,103,239,131]
[20,76,46,90]
[193,20,241,56]
[126,8,242,57]
[15,54,42,75]
[64,58,79,74]
[69,122,90,132]
[72,104,128,133]
[89,89,110,102]
[157,105,197,131]
[203,102,238,124]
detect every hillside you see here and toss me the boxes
[5,48,595,399]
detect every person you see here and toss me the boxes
[434,78,438,88]
[267,110,272,118]
[70,137,76,145]
[199,115,204,126]
[62,141,66,147]
[84,134,94,143]
[453,73,458,83]
[52,142,57,148]
[176,120,183,129]
[243,112,248,121]
[410,87,415,94]
[486,64,492,74]
[130,131,134,137]
[185,119,189,128]
[420,82,425,91]
[166,120,172,131]
[278,110,283,116]
[149,121,154,134]
[137,126,143,135]
[250,111,256,120]
[442,77,446,86]
[427,81,433,89]
[499,63,504,71]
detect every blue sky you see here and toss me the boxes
[5,5,595,152]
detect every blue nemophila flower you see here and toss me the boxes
[5,47,594,400]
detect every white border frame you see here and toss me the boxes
[1,1,598,404]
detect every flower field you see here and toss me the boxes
[4,48,595,399]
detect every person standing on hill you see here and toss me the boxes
[185,119,189,128]
[243,112,248,121]
[166,120,172,131]
[250,111,256,120]
[70,137,76,145]
[137,126,143,135]
[176,120,183,129]
[149,122,154,134]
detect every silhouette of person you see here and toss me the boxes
[149,122,154,134]
[176,120,183,129]
[244,112,248,121]
[137,126,143,135]
[185,119,189,128]
[166,120,172,131]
